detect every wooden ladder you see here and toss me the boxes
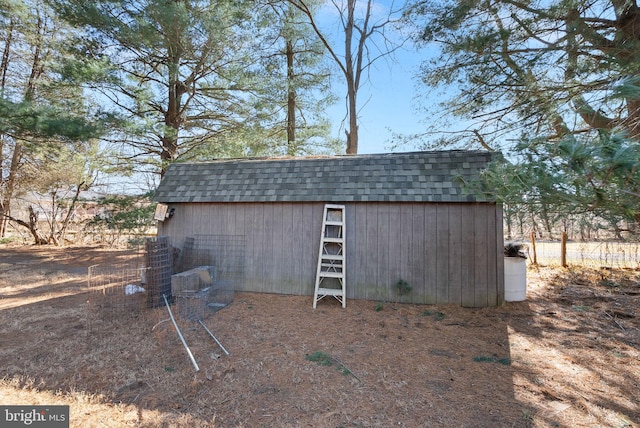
[313,204,346,308]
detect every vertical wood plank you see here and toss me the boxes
[423,204,438,304]
[254,203,267,293]
[239,204,255,292]
[288,204,303,295]
[460,204,475,307]
[473,204,489,307]
[280,203,297,294]
[219,203,231,234]
[364,204,380,301]
[399,203,416,303]
[352,203,368,300]
[409,203,426,304]
[436,204,449,304]
[495,205,505,305]
[344,203,358,299]
[485,204,499,306]
[376,203,391,302]
[448,203,463,305]
[265,203,284,293]
[387,203,403,302]
[301,203,318,296]
[233,204,249,289]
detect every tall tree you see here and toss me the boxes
[0,0,103,238]
[280,3,338,155]
[288,0,405,154]
[405,0,640,149]
[405,0,640,232]
[481,130,640,236]
[246,1,339,156]
[51,0,301,175]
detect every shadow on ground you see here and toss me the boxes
[8,246,637,426]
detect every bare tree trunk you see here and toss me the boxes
[530,230,538,265]
[561,231,568,268]
[2,141,23,232]
[287,0,400,155]
[56,182,85,245]
[504,204,513,240]
[160,46,184,176]
[47,191,57,245]
[0,17,15,237]
[1,208,48,245]
[160,90,182,176]
[1,11,45,234]
[29,206,48,244]
[344,0,357,154]
[286,39,297,155]
[0,17,13,89]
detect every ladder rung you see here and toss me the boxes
[318,271,344,278]
[322,237,344,243]
[325,221,344,226]
[321,265,343,270]
[321,254,343,260]
[316,287,344,296]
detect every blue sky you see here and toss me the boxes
[316,0,433,155]
[324,49,427,154]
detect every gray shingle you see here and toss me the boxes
[153,150,494,203]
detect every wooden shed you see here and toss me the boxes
[152,150,504,307]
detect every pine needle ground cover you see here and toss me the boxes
[0,245,638,427]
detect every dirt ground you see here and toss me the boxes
[0,245,638,428]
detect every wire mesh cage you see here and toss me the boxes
[87,236,173,327]
[86,234,242,342]
[173,234,245,318]
[87,264,149,324]
[172,265,214,321]
[144,236,173,307]
[85,235,235,360]
[174,287,212,322]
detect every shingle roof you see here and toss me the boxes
[152,150,494,203]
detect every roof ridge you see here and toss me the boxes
[171,149,492,166]
[155,150,494,204]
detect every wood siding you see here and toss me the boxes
[157,202,504,307]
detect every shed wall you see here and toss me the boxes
[157,202,504,307]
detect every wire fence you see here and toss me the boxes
[86,263,148,333]
[87,235,245,334]
[172,235,245,322]
[525,241,640,268]
[144,236,173,308]
[179,234,246,285]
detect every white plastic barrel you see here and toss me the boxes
[504,257,527,302]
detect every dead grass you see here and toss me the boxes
[0,245,639,427]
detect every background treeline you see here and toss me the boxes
[3,0,640,245]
